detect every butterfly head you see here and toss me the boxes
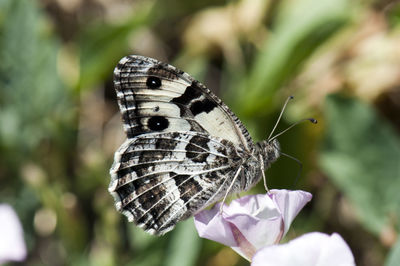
[256,139,280,169]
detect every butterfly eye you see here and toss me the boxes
[147,116,169,131]
[146,76,161,89]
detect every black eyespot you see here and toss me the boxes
[148,116,169,131]
[146,76,161,89]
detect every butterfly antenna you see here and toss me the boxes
[280,152,303,187]
[267,96,294,141]
[268,118,317,142]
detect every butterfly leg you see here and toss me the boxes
[259,154,270,192]
[219,166,243,214]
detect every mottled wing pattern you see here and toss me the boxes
[110,55,258,235]
[113,55,254,151]
[109,131,244,235]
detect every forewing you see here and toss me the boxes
[108,131,243,235]
[114,55,254,150]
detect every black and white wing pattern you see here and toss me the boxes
[109,132,246,234]
[112,55,254,150]
[109,55,278,235]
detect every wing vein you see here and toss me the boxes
[157,165,234,230]
[129,165,232,217]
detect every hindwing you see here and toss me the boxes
[109,131,245,235]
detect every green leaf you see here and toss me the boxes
[386,238,400,266]
[126,225,165,266]
[163,219,201,266]
[319,94,400,234]
[237,0,351,117]
[0,0,67,155]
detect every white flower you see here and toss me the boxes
[194,190,312,260]
[251,232,355,266]
[0,204,27,264]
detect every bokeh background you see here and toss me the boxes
[1,0,400,265]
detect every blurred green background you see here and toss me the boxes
[0,0,399,265]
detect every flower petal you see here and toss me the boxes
[223,194,281,219]
[222,194,283,248]
[194,203,237,246]
[269,189,312,234]
[194,193,283,248]
[194,190,313,261]
[0,204,27,264]
[251,232,355,266]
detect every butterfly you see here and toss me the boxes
[109,55,282,235]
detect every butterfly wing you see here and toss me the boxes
[109,131,245,235]
[114,55,254,151]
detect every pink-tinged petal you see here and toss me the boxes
[194,203,237,246]
[251,232,355,266]
[222,194,283,248]
[224,194,281,219]
[194,190,313,261]
[194,203,259,260]
[194,194,282,248]
[269,189,312,235]
[0,204,27,264]
[228,222,257,260]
